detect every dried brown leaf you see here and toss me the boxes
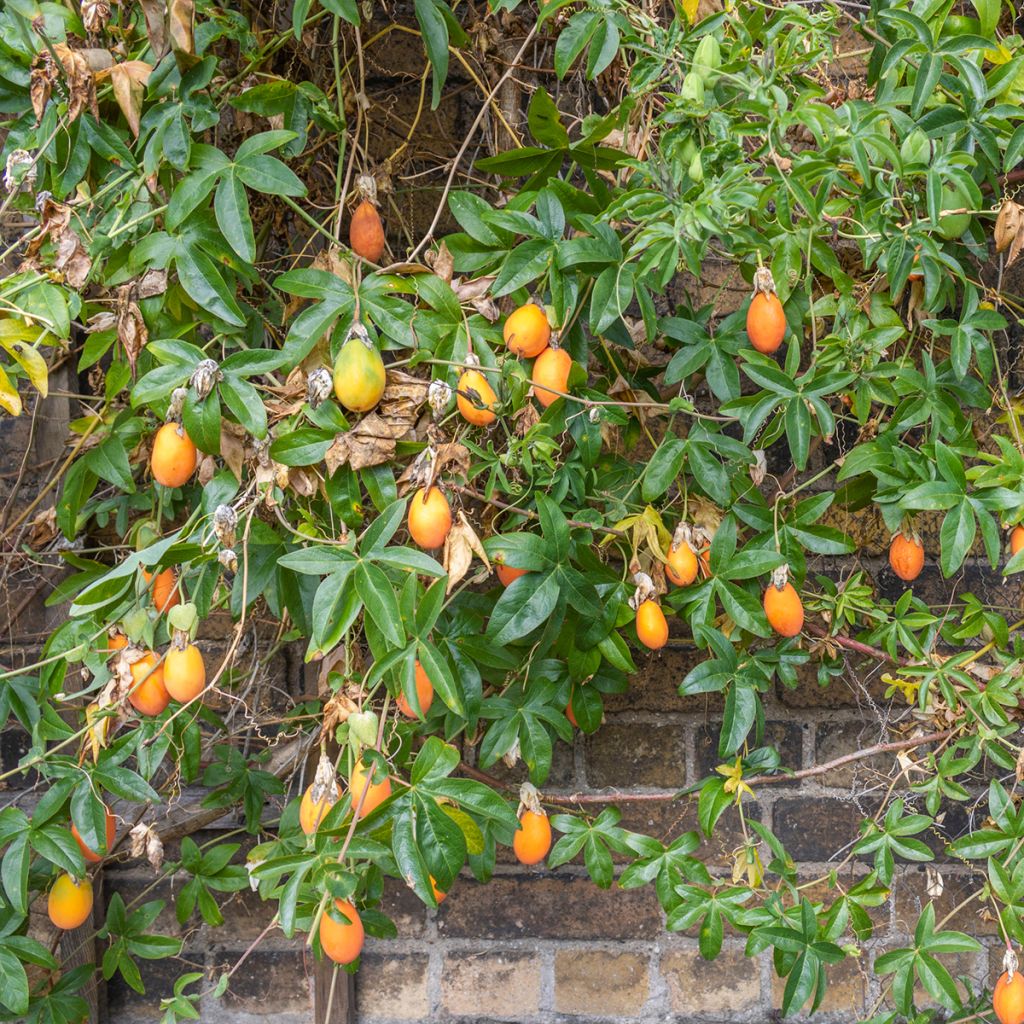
[54,230,91,289]
[325,412,414,473]
[116,288,147,371]
[995,199,1022,254]
[52,44,99,124]
[129,822,165,871]
[104,60,153,137]
[443,510,491,593]
[139,0,168,59]
[288,466,318,496]
[427,241,454,283]
[169,0,196,67]
[136,267,167,298]
[220,421,247,481]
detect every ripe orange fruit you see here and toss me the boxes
[513,809,552,865]
[72,807,116,863]
[889,534,924,582]
[47,874,93,930]
[763,582,804,637]
[396,661,434,718]
[994,970,1024,1024]
[319,898,364,964]
[746,291,786,354]
[106,630,128,653]
[636,599,668,650]
[504,303,551,358]
[532,347,572,408]
[666,542,698,587]
[349,200,385,263]
[128,652,169,717]
[407,487,452,549]
[349,760,392,818]
[164,643,206,703]
[1011,526,1024,557]
[495,556,528,587]
[430,875,448,903]
[456,368,498,426]
[151,423,197,488]
[299,779,342,835]
[142,567,180,613]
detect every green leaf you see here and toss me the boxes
[214,171,256,263]
[174,245,245,326]
[355,562,405,647]
[414,0,450,108]
[487,570,561,645]
[0,949,29,1015]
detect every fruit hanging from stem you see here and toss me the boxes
[746,266,786,354]
[504,302,551,358]
[763,566,804,637]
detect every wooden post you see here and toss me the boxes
[305,659,355,1024]
[31,364,105,1023]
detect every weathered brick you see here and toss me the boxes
[813,719,895,787]
[770,950,868,1016]
[694,720,803,781]
[438,874,662,940]
[482,732,577,789]
[554,949,650,1015]
[104,875,189,941]
[585,721,686,789]
[894,868,998,938]
[773,797,876,863]
[661,945,761,1014]
[776,660,885,709]
[106,956,197,1022]
[440,951,540,1016]
[356,953,430,1020]
[219,949,311,1014]
[604,647,724,714]
[0,727,31,782]
[377,877,431,938]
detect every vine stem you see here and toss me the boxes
[453,484,626,538]
[406,22,540,263]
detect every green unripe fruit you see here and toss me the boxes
[680,71,705,104]
[937,180,972,240]
[692,35,722,83]
[688,152,704,182]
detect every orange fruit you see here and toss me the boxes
[456,369,498,426]
[889,534,924,582]
[164,643,206,703]
[72,807,116,863]
[763,581,804,637]
[349,760,392,818]
[142,567,180,613]
[532,347,572,408]
[430,875,448,904]
[319,898,364,964]
[698,545,711,578]
[636,599,668,650]
[1011,526,1024,557]
[994,970,1024,1024]
[106,630,128,653]
[746,291,786,354]
[666,542,698,587]
[396,661,434,718]
[407,487,452,549]
[299,779,341,835]
[565,696,578,728]
[47,874,93,930]
[495,556,528,587]
[128,651,169,717]
[349,200,385,263]
[504,303,551,358]
[151,422,197,488]
[513,809,552,865]
[908,249,923,282]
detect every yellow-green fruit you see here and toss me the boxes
[333,336,386,413]
[937,181,972,241]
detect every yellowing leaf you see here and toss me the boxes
[1,340,48,397]
[681,0,700,24]
[0,365,21,415]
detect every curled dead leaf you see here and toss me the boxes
[129,822,165,871]
[443,511,492,594]
[325,411,415,474]
[995,198,1024,268]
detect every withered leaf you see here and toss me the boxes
[995,199,1024,268]
[100,60,153,137]
[116,288,147,372]
[169,0,197,70]
[443,511,491,594]
[220,421,247,481]
[325,412,413,473]
[139,0,168,59]
[52,44,100,124]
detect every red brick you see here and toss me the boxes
[438,874,662,940]
[584,721,686,789]
[661,945,761,1014]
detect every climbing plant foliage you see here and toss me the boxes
[2,0,1024,1019]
